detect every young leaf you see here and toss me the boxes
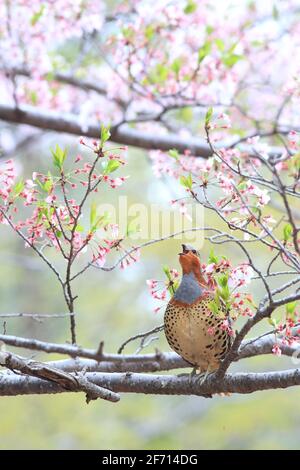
[208,249,219,264]
[102,159,121,175]
[286,301,297,317]
[171,58,182,75]
[92,211,111,232]
[218,273,228,288]
[179,173,193,189]
[222,53,244,68]
[283,223,293,242]
[205,107,213,125]
[215,38,225,51]
[30,4,45,26]
[268,317,278,328]
[163,265,172,281]
[51,145,67,171]
[13,179,24,197]
[126,219,139,237]
[184,0,197,14]
[100,125,111,147]
[168,149,179,160]
[90,202,97,228]
[198,41,211,64]
[209,295,220,315]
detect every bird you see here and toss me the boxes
[164,244,233,380]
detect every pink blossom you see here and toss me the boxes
[45,194,56,204]
[272,344,282,357]
[146,279,158,289]
[154,306,162,314]
[207,326,215,336]
[170,268,179,278]
[25,179,36,189]
[75,154,83,163]
[221,319,234,336]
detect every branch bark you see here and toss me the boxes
[0,104,212,157]
[1,368,300,398]
[0,351,120,402]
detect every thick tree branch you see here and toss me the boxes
[1,368,300,398]
[0,351,120,402]
[0,104,285,159]
[0,104,213,157]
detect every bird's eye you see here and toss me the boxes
[192,250,197,254]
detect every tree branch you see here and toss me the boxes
[0,351,120,402]
[1,368,300,398]
[0,104,284,159]
[0,104,213,157]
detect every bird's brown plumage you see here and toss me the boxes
[164,246,233,373]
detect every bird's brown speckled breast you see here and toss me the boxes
[164,294,232,372]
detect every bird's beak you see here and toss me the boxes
[178,244,187,256]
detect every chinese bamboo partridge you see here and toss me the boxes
[164,244,232,375]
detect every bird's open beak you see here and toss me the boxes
[178,244,187,255]
[180,243,197,254]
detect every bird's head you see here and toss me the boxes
[178,244,201,274]
[178,244,209,288]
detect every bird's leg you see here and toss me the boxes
[191,367,215,386]
[177,367,197,383]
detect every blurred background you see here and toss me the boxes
[1,0,300,450]
[0,140,299,450]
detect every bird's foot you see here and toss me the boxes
[192,369,214,386]
[177,367,198,383]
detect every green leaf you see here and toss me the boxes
[168,149,179,160]
[237,181,247,190]
[155,63,169,83]
[222,53,244,68]
[171,58,182,75]
[100,125,111,147]
[208,298,219,315]
[94,211,111,231]
[163,265,178,295]
[286,301,297,316]
[13,179,24,197]
[29,90,38,105]
[208,249,218,264]
[218,273,228,288]
[198,41,211,64]
[90,202,97,228]
[122,27,134,40]
[163,265,171,279]
[145,25,155,41]
[30,4,45,26]
[206,25,214,35]
[283,223,293,242]
[126,219,139,237]
[268,317,278,328]
[215,38,225,51]
[205,107,213,125]
[51,145,67,171]
[75,224,84,232]
[90,210,111,233]
[179,173,193,189]
[220,285,230,301]
[163,265,179,295]
[184,0,197,14]
[102,159,121,175]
